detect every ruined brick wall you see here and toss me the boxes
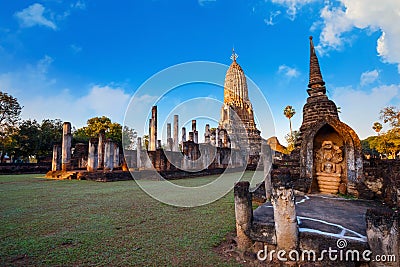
[360,159,400,206]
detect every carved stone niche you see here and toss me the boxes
[315,140,344,194]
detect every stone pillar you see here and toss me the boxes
[87,138,98,172]
[194,131,198,144]
[148,118,152,151]
[149,106,157,151]
[204,124,210,143]
[61,122,72,171]
[271,174,298,251]
[157,140,162,149]
[104,140,114,171]
[366,209,399,267]
[173,115,179,152]
[97,130,105,169]
[234,181,253,251]
[113,143,119,169]
[52,144,61,171]
[181,127,186,143]
[262,144,272,200]
[192,119,196,132]
[137,137,142,169]
[167,123,173,151]
[188,132,194,142]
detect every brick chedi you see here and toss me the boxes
[218,49,262,163]
[296,36,363,197]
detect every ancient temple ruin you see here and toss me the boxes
[218,49,262,165]
[294,36,363,196]
[233,36,400,266]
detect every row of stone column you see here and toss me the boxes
[51,122,120,172]
[87,138,119,172]
[148,105,231,152]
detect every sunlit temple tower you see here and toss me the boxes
[218,49,262,163]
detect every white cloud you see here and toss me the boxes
[332,84,399,138]
[0,56,132,128]
[71,1,86,10]
[278,64,300,78]
[198,0,216,6]
[360,69,379,87]
[270,0,317,20]
[264,10,281,26]
[317,4,353,51]
[317,0,400,72]
[70,44,82,54]
[14,3,57,30]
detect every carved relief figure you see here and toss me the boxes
[315,140,344,194]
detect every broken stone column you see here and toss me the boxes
[366,209,399,267]
[234,181,253,251]
[97,130,105,169]
[204,124,211,143]
[192,119,196,132]
[157,140,162,149]
[61,122,72,171]
[148,118,152,151]
[173,115,179,152]
[149,106,158,151]
[194,131,198,144]
[87,138,98,172]
[271,174,298,251]
[104,140,114,171]
[167,123,173,151]
[181,127,186,144]
[137,137,142,169]
[52,144,61,171]
[113,143,119,169]
[188,132,194,142]
[262,143,273,200]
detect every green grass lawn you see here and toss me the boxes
[0,172,260,266]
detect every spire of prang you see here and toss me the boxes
[307,36,326,96]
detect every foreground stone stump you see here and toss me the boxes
[366,209,399,267]
[271,176,298,251]
[61,122,72,171]
[52,144,61,171]
[234,181,253,251]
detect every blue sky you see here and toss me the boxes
[0,0,399,145]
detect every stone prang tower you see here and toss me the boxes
[218,49,262,164]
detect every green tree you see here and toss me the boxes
[12,119,41,161]
[283,105,296,138]
[0,91,23,161]
[73,116,123,145]
[380,106,400,128]
[372,122,383,135]
[122,126,138,150]
[37,119,63,160]
[283,130,299,154]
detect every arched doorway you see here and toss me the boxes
[310,124,346,194]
